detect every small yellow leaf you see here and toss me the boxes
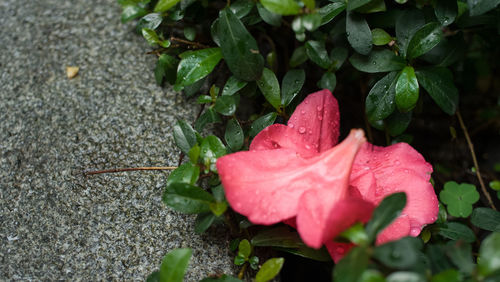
[66,66,79,79]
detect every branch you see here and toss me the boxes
[85,166,177,176]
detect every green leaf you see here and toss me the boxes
[333,246,369,282]
[234,253,246,265]
[222,76,248,96]
[238,239,252,259]
[386,272,425,282]
[249,112,277,138]
[142,28,162,47]
[230,0,255,19]
[195,108,222,132]
[318,2,346,25]
[137,13,163,32]
[225,118,244,151]
[317,72,337,92]
[183,26,196,41]
[374,237,423,269]
[255,258,285,282]
[415,67,459,115]
[355,0,386,14]
[200,135,227,172]
[281,69,305,107]
[166,163,200,186]
[209,201,228,216]
[490,180,500,191]
[194,212,217,234]
[346,11,372,55]
[445,240,475,275]
[338,223,369,246]
[395,66,419,112]
[478,232,500,276]
[439,181,480,217]
[214,95,238,116]
[146,271,160,282]
[330,47,348,71]
[467,0,500,16]
[301,14,323,31]
[276,246,332,262]
[256,3,282,27]
[305,40,332,69]
[437,222,476,243]
[175,48,222,88]
[256,68,281,110]
[119,1,148,23]
[471,208,500,232]
[396,9,425,58]
[302,0,315,10]
[218,8,264,81]
[188,144,200,164]
[163,183,215,214]
[385,110,412,136]
[183,77,205,97]
[260,0,301,15]
[249,256,260,270]
[435,0,458,26]
[365,71,398,122]
[347,0,374,11]
[372,28,392,46]
[158,248,192,282]
[197,95,213,104]
[407,22,443,60]
[290,46,308,68]
[155,54,178,86]
[173,120,197,154]
[350,49,405,73]
[365,192,407,241]
[431,269,461,282]
[360,270,385,282]
[155,0,181,12]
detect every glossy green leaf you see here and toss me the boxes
[333,246,369,282]
[374,237,423,269]
[252,226,310,248]
[365,71,398,122]
[431,269,461,282]
[290,46,308,68]
[329,47,348,71]
[257,68,281,110]
[355,0,386,13]
[238,239,252,259]
[396,9,425,58]
[188,144,200,164]
[302,0,315,10]
[197,95,213,104]
[195,108,222,132]
[217,8,264,81]
[386,272,425,282]
[301,14,323,31]
[225,118,244,151]
[256,3,282,27]
[249,256,260,270]
[490,180,500,191]
[281,69,305,106]
[200,135,226,172]
[365,192,407,241]
[222,76,248,96]
[255,258,285,282]
[175,48,222,88]
[350,49,405,73]
[478,232,500,276]
[234,253,246,265]
[155,54,178,86]
[437,222,476,243]
[359,270,385,282]
[214,95,238,116]
[260,0,301,15]
[183,77,205,97]
[276,246,332,261]
[155,0,181,13]
[163,183,215,214]
[435,0,458,26]
[347,0,374,11]
[183,26,196,41]
[467,0,500,16]
[385,110,412,136]
[119,0,148,23]
[338,223,369,246]
[249,112,277,137]
[305,40,332,69]
[318,2,346,25]
[230,0,255,19]
[173,120,197,154]
[194,212,217,234]
[346,11,372,55]
[317,72,337,92]
[407,22,443,60]
[445,240,475,275]
[395,66,419,112]
[439,181,479,217]
[209,201,228,216]
[146,271,160,282]
[415,67,459,115]
[158,248,192,282]
[167,163,200,186]
[142,28,169,47]
[471,208,500,232]
[372,28,392,46]
[137,13,163,31]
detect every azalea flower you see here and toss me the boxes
[216,89,438,260]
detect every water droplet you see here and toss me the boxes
[304,101,309,104]
[372,61,377,65]
[410,227,420,236]
[317,116,323,121]
[316,106,322,111]
[298,127,306,134]
[395,160,401,165]
[335,247,345,254]
[391,251,401,259]
[289,124,294,128]
[364,166,370,170]
[305,144,311,150]
[404,169,409,173]
[308,130,313,134]
[301,110,305,114]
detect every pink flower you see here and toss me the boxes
[216,90,438,260]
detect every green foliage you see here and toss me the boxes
[255,257,284,282]
[439,181,480,218]
[147,248,192,282]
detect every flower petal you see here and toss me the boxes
[325,242,354,263]
[287,89,340,152]
[376,215,411,245]
[250,124,318,158]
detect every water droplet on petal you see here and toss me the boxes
[289,124,294,128]
[301,110,305,114]
[318,116,323,121]
[364,166,370,170]
[410,227,421,236]
[298,127,306,134]
[305,144,311,150]
[395,160,401,165]
[335,247,345,254]
[316,106,322,111]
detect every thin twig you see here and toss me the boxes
[456,111,496,210]
[237,263,248,280]
[85,166,177,176]
[170,37,210,49]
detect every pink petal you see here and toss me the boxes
[249,124,318,158]
[287,89,340,152]
[216,129,366,230]
[325,242,354,263]
[376,215,411,245]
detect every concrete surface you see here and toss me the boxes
[0,0,233,280]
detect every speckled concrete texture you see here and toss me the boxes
[0,0,233,280]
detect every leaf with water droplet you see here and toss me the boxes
[435,0,458,26]
[365,71,398,122]
[257,68,281,110]
[350,49,405,73]
[163,183,215,214]
[373,237,423,269]
[281,69,305,106]
[225,118,244,151]
[175,48,223,89]
[346,11,372,55]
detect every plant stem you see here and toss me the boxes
[456,111,496,210]
[170,37,210,49]
[85,166,177,176]
[238,263,248,280]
